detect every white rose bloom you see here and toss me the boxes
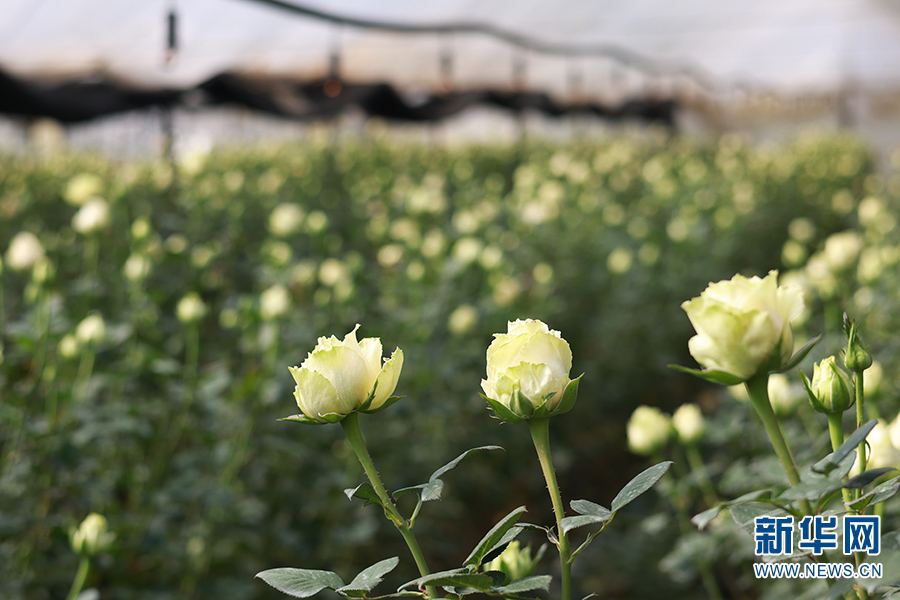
[70,513,114,556]
[58,334,80,359]
[75,314,106,346]
[481,319,578,422]
[627,406,672,456]
[889,413,900,451]
[64,173,104,207]
[287,324,403,424]
[5,231,45,272]
[864,361,884,397]
[268,203,305,237]
[822,231,863,271]
[768,373,803,416]
[448,304,478,335]
[672,403,705,444]
[176,292,207,324]
[853,419,900,474]
[681,270,804,383]
[72,198,111,234]
[123,254,151,282]
[260,284,291,320]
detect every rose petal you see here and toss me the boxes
[369,348,403,410]
[301,345,371,410]
[290,366,349,420]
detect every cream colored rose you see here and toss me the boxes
[889,413,900,451]
[627,406,672,456]
[681,270,804,383]
[481,319,578,422]
[767,373,803,417]
[64,173,104,207]
[853,419,900,474]
[672,403,705,444]
[123,253,151,282]
[260,284,291,321]
[483,541,542,584]
[70,513,114,556]
[287,325,403,424]
[176,292,207,324]
[75,313,106,347]
[72,198,111,234]
[5,231,45,272]
[803,356,854,414]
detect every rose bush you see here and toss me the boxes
[481,319,579,423]
[680,270,807,384]
[286,324,404,424]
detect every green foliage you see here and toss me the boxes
[393,445,503,503]
[561,461,671,535]
[256,557,399,598]
[463,505,527,568]
[610,462,673,513]
[1,131,896,599]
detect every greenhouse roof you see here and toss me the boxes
[2,0,900,123]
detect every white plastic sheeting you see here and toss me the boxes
[3,0,900,99]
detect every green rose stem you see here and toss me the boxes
[31,286,51,396]
[74,344,96,405]
[340,413,437,599]
[851,369,870,600]
[528,417,571,600]
[170,322,201,450]
[681,442,719,509]
[64,556,90,600]
[854,368,867,491]
[745,374,812,515]
[149,322,201,489]
[825,413,853,506]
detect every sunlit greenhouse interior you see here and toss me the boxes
[2,1,900,599]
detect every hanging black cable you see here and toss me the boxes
[238,0,715,90]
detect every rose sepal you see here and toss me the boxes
[549,375,582,417]
[510,389,537,419]
[775,333,822,373]
[320,412,346,423]
[798,370,821,411]
[355,381,380,413]
[483,394,526,424]
[667,363,745,386]
[529,392,559,419]
[279,413,332,425]
[362,395,404,414]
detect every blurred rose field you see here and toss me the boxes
[2,130,899,599]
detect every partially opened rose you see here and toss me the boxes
[801,356,854,414]
[70,513,114,557]
[481,319,580,423]
[677,270,813,385]
[284,325,403,424]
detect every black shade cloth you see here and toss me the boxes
[0,68,676,127]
